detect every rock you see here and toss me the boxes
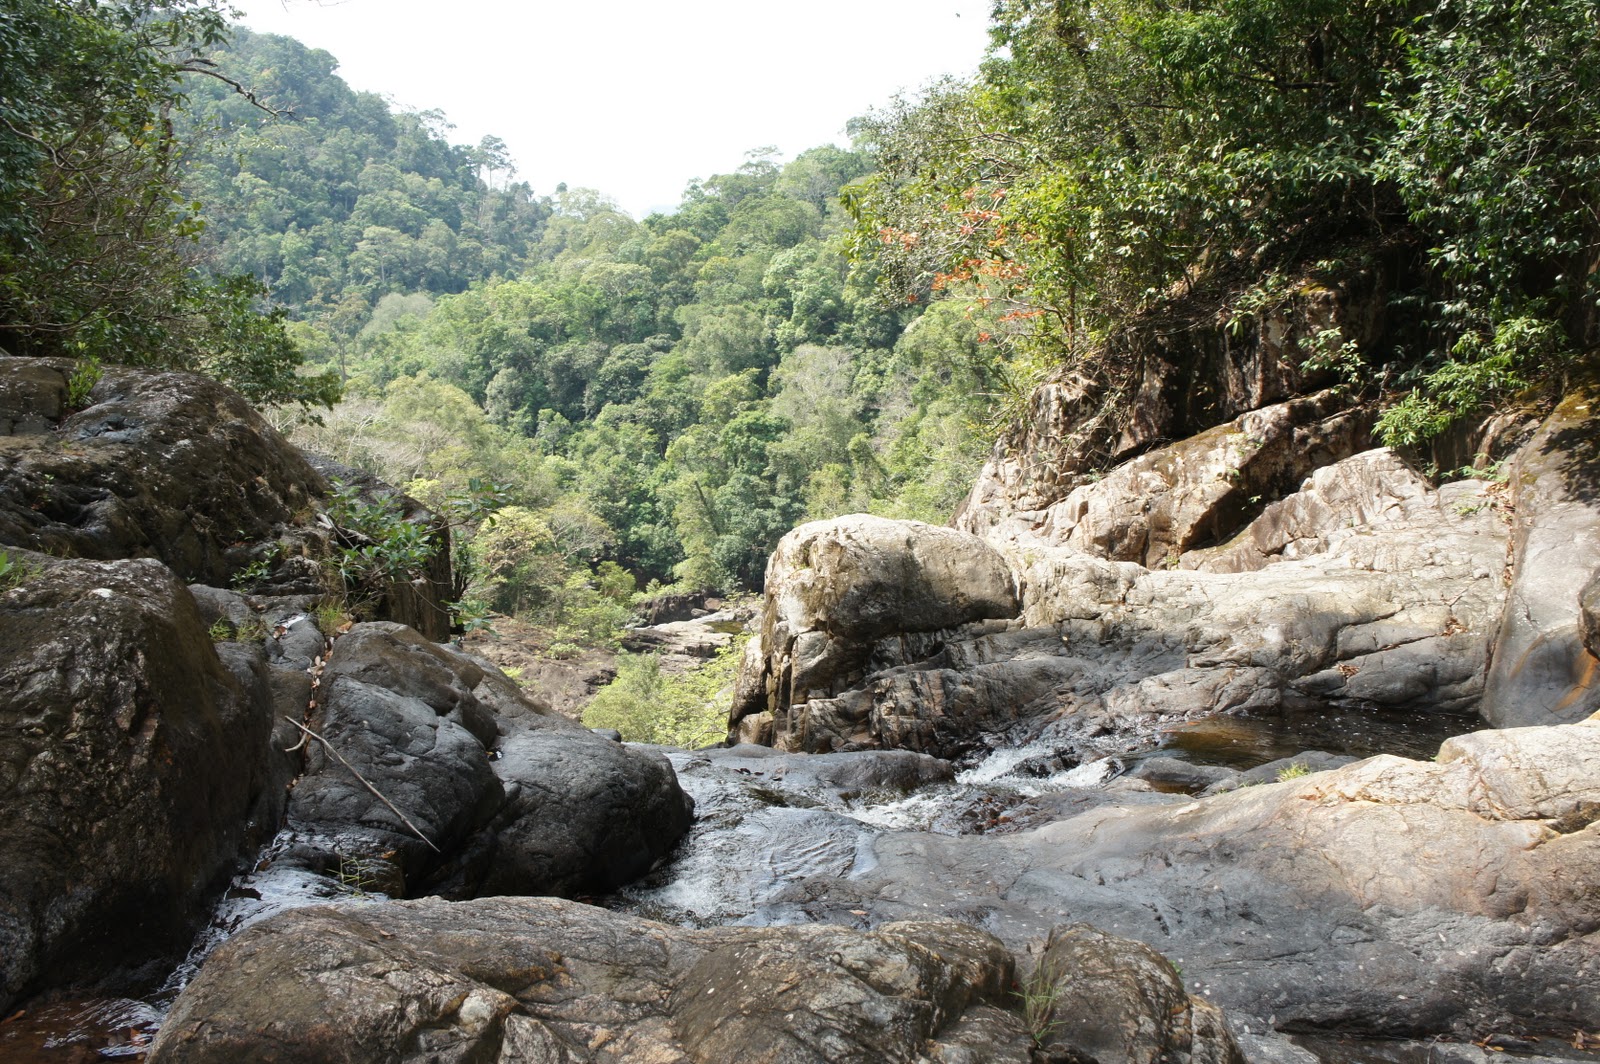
[1129,756,1236,793]
[760,716,1600,1039]
[1481,393,1600,726]
[0,555,281,1013]
[736,438,1508,762]
[622,606,750,675]
[300,453,454,640]
[730,515,1019,746]
[470,722,694,897]
[636,587,723,625]
[689,744,956,798]
[1197,750,1358,795]
[0,358,66,434]
[149,896,1237,1064]
[285,622,505,888]
[978,392,1370,569]
[1033,924,1244,1064]
[0,357,455,636]
[760,445,1503,758]
[0,357,324,588]
[1583,571,1600,661]
[1181,447,1436,573]
[956,271,1386,543]
[284,622,693,900]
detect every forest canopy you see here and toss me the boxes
[847,0,1600,446]
[0,0,339,408]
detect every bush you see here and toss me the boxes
[583,635,746,748]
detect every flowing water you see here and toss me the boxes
[4,700,1509,1058]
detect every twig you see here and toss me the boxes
[282,717,441,853]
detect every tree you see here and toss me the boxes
[0,0,338,409]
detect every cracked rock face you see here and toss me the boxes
[148,897,1243,1064]
[1481,393,1600,727]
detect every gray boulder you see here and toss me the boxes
[0,555,281,1013]
[1481,394,1600,726]
[285,622,693,899]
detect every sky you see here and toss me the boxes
[227,0,994,218]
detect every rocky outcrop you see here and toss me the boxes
[0,357,696,1015]
[745,716,1600,1039]
[285,622,694,899]
[0,357,326,589]
[149,896,1241,1064]
[734,447,1509,758]
[730,516,1018,748]
[0,357,453,635]
[0,555,281,1013]
[963,391,1370,568]
[1480,393,1600,726]
[957,275,1385,537]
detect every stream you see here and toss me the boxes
[4,699,1558,1062]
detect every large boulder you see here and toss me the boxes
[148,896,1241,1064]
[1481,393,1600,726]
[285,622,694,899]
[0,555,281,1013]
[730,515,1018,748]
[965,391,1370,568]
[0,357,325,588]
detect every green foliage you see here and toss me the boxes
[1014,952,1066,1048]
[847,0,1600,443]
[0,549,39,591]
[1276,761,1311,782]
[1376,316,1557,446]
[65,356,103,411]
[0,1,338,410]
[231,541,280,592]
[582,636,747,748]
[313,597,352,638]
[325,480,440,610]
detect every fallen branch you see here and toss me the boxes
[282,717,441,853]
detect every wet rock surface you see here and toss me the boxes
[725,718,1600,1040]
[148,895,1242,1064]
[0,556,281,1013]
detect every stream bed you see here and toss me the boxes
[6,699,1575,1062]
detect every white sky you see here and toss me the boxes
[226,0,993,217]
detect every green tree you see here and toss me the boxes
[0,0,338,408]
